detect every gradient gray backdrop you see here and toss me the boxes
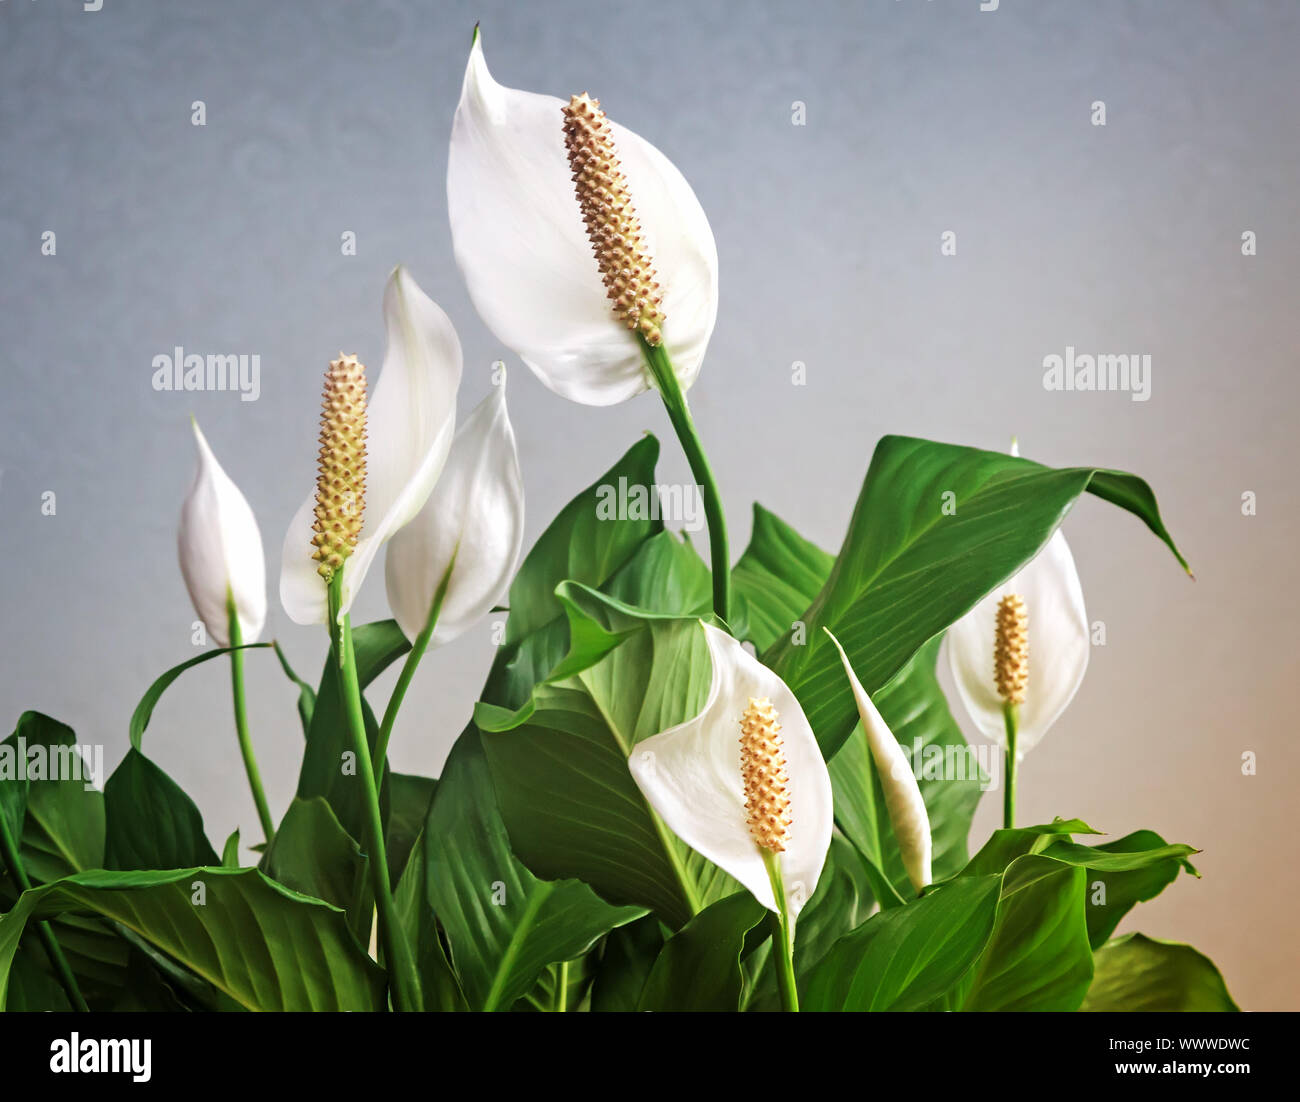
[3,0,1296,1009]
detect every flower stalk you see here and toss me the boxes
[226,594,275,846]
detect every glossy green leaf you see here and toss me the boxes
[763,436,1189,758]
[803,872,1002,1011]
[128,644,270,750]
[221,829,241,868]
[957,854,1093,1011]
[477,585,730,928]
[589,915,665,1012]
[261,796,371,942]
[638,891,767,1011]
[104,749,220,871]
[732,504,835,651]
[1082,933,1239,1012]
[425,726,643,1011]
[385,772,436,885]
[0,868,384,1012]
[394,830,467,1013]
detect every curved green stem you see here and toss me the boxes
[0,805,88,1011]
[555,960,569,1013]
[328,575,422,1013]
[761,849,799,1012]
[1002,700,1019,830]
[638,337,731,626]
[226,599,275,846]
[374,553,457,786]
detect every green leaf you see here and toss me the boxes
[830,635,984,902]
[957,854,1093,1011]
[261,797,371,942]
[1082,933,1239,1011]
[273,640,317,736]
[103,749,220,871]
[293,619,410,845]
[638,892,767,1011]
[802,872,1002,1011]
[221,830,241,868]
[763,436,1189,758]
[960,818,1100,878]
[504,435,663,645]
[129,644,270,750]
[732,504,835,651]
[0,868,385,1011]
[477,586,728,928]
[394,829,467,1012]
[385,772,436,886]
[425,727,644,1012]
[589,915,665,1012]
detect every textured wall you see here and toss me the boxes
[2,0,1296,1008]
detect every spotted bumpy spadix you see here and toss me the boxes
[311,353,367,581]
[562,93,666,346]
[994,593,1029,704]
[740,697,793,853]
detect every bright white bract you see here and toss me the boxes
[384,373,525,646]
[825,629,931,892]
[947,526,1090,758]
[447,33,719,406]
[279,267,463,625]
[178,420,267,647]
[628,624,832,918]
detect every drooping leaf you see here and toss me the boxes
[128,644,270,750]
[0,868,384,1011]
[1082,933,1239,1011]
[763,436,1189,758]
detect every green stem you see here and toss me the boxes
[555,960,569,1013]
[1002,700,1019,830]
[226,599,275,846]
[638,337,731,626]
[0,806,88,1011]
[328,575,423,1013]
[761,849,799,1012]
[374,553,457,786]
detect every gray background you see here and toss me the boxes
[2,0,1296,1009]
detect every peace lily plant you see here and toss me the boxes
[0,28,1235,1017]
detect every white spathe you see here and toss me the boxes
[280,266,462,625]
[628,624,832,919]
[447,33,718,406]
[824,629,931,893]
[178,419,267,647]
[947,527,1090,759]
[384,373,524,646]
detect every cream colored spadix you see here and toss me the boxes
[384,373,524,646]
[946,445,1090,757]
[178,419,266,647]
[279,267,462,625]
[627,624,832,918]
[824,629,931,893]
[446,32,718,406]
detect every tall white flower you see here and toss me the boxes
[628,624,832,919]
[279,267,462,625]
[946,445,1090,757]
[384,372,524,646]
[447,31,718,406]
[824,629,931,893]
[178,419,266,646]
